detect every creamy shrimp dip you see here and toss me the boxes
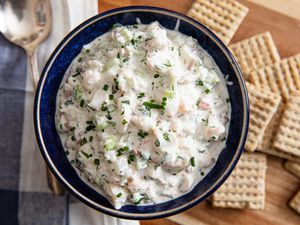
[56,22,231,208]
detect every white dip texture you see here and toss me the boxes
[56,22,231,209]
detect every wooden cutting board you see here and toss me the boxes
[98,1,300,224]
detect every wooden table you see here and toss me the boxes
[98,1,300,224]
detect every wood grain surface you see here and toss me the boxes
[98,1,300,224]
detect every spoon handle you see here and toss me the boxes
[27,50,39,87]
[27,50,65,196]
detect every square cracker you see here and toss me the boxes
[257,102,284,151]
[245,82,281,152]
[187,0,249,44]
[289,189,300,215]
[258,148,300,164]
[229,32,280,80]
[249,54,300,102]
[212,152,267,210]
[272,91,300,157]
[284,161,300,178]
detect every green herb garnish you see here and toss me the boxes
[80,99,85,108]
[138,93,145,98]
[196,80,203,86]
[137,130,149,138]
[80,137,88,146]
[128,154,136,164]
[143,102,164,109]
[81,150,90,158]
[163,133,170,142]
[86,121,96,131]
[117,193,122,198]
[94,158,100,166]
[74,85,83,100]
[103,84,109,91]
[134,198,144,205]
[154,139,160,147]
[190,157,195,167]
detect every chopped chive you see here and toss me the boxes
[70,127,76,132]
[72,71,80,77]
[137,130,148,138]
[128,154,136,164]
[154,139,160,147]
[101,102,108,111]
[163,133,170,142]
[74,85,83,100]
[109,94,114,100]
[89,136,94,142]
[94,158,100,166]
[196,80,203,86]
[143,102,164,109]
[64,100,73,105]
[122,119,128,125]
[80,137,88,146]
[86,124,96,131]
[138,93,145,98]
[201,171,205,176]
[134,198,144,205]
[103,84,109,91]
[123,57,129,63]
[117,193,122,198]
[121,100,130,104]
[205,89,210,94]
[65,150,69,155]
[80,99,85,107]
[77,57,83,62]
[190,157,195,167]
[221,137,226,141]
[81,150,90,158]
[154,74,160,78]
[71,136,76,141]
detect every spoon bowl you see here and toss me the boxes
[0,0,51,84]
[0,0,63,195]
[0,0,51,52]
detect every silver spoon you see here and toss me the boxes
[0,0,64,195]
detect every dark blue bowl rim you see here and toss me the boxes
[34,5,249,220]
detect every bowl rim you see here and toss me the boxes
[34,5,249,220]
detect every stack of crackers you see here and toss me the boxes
[188,0,300,215]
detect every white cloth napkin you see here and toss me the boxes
[21,0,140,224]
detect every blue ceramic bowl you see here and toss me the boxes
[34,6,249,220]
